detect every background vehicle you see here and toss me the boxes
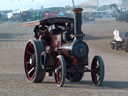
[110,29,128,52]
[110,4,128,22]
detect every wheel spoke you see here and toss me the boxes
[94,77,98,83]
[55,68,59,73]
[26,61,30,65]
[58,65,61,70]
[28,67,35,74]
[55,60,62,84]
[29,44,34,50]
[58,75,61,84]
[55,65,61,73]
[27,50,33,56]
[94,67,99,74]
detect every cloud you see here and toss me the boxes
[79,0,121,7]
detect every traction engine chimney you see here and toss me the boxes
[72,8,84,41]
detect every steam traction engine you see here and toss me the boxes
[24,8,105,87]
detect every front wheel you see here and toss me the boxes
[54,55,66,87]
[91,56,104,86]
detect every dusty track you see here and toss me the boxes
[0,19,128,96]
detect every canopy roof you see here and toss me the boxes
[40,17,74,26]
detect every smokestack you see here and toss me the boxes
[72,8,83,41]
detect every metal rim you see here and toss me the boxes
[91,58,100,84]
[24,42,36,81]
[54,58,62,85]
[54,55,66,87]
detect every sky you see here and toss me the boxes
[0,0,121,10]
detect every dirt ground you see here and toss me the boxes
[0,18,128,96]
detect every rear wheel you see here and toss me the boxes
[24,40,45,83]
[54,55,66,87]
[91,56,104,86]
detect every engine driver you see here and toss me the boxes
[65,23,74,41]
[52,24,63,35]
[34,24,51,45]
